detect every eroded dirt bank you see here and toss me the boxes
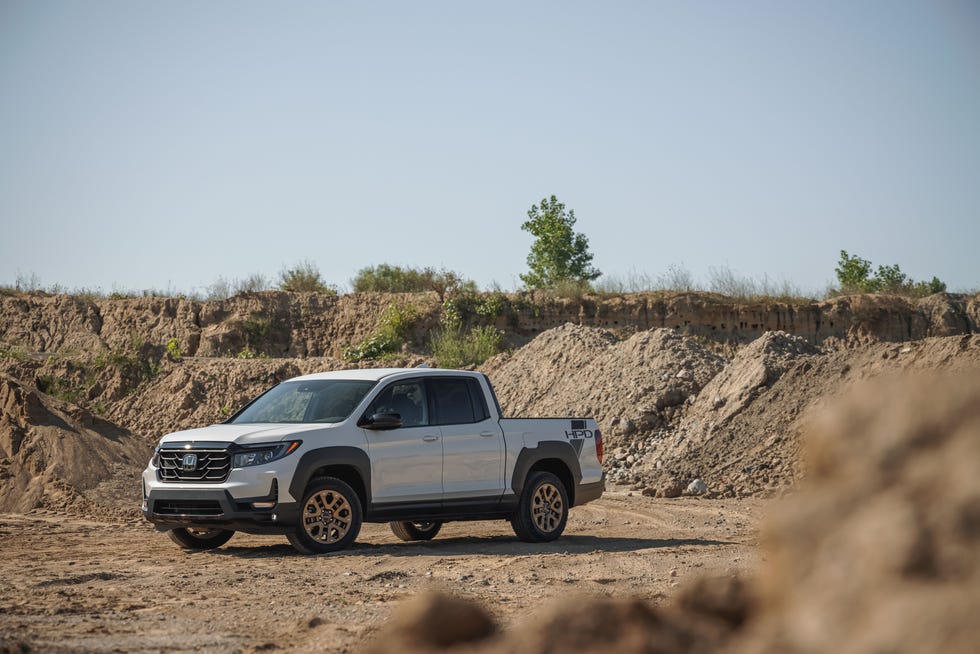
[2,290,977,359]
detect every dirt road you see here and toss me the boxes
[0,490,766,653]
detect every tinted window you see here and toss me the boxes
[467,378,490,421]
[367,380,428,427]
[431,378,476,425]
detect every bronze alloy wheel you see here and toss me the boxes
[531,481,565,533]
[510,471,569,543]
[302,489,354,544]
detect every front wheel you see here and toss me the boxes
[168,527,235,550]
[287,478,363,555]
[510,471,569,543]
[389,520,443,541]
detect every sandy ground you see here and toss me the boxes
[0,489,766,653]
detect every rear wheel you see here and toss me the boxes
[510,471,569,543]
[287,478,362,555]
[168,527,234,550]
[389,520,443,541]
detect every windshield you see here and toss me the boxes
[230,379,378,424]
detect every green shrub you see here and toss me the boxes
[279,260,336,293]
[352,264,476,300]
[430,325,503,369]
[35,375,85,404]
[343,303,420,361]
[834,250,947,297]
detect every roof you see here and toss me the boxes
[286,367,481,383]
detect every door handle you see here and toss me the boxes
[480,431,497,438]
[422,435,440,442]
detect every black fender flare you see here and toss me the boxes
[510,441,583,500]
[288,446,372,506]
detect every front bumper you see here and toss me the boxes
[143,486,300,535]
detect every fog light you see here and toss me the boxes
[252,501,276,509]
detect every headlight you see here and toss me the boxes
[150,446,161,467]
[232,441,302,468]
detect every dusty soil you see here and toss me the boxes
[0,492,765,653]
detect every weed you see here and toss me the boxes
[166,337,183,361]
[0,345,29,360]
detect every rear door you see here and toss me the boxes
[431,377,504,500]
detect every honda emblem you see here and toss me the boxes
[181,453,198,472]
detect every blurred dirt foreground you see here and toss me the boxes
[364,372,980,654]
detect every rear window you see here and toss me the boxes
[431,378,478,425]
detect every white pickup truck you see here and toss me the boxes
[141,367,605,554]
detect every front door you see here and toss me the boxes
[361,379,443,504]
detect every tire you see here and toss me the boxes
[168,527,234,550]
[389,520,443,541]
[510,471,569,543]
[287,478,363,555]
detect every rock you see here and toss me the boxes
[660,479,685,498]
[676,369,693,380]
[686,479,708,495]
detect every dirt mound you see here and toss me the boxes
[632,331,819,496]
[736,371,980,653]
[362,372,980,654]
[633,334,980,498]
[483,325,725,450]
[685,331,818,427]
[0,374,149,514]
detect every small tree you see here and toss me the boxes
[835,250,876,293]
[520,195,601,289]
[873,263,908,293]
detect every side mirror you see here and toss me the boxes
[360,412,403,430]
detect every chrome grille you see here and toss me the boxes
[158,449,231,483]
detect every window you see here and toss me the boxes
[367,380,428,427]
[467,378,491,421]
[431,378,477,425]
[231,380,377,424]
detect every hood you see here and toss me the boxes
[158,422,332,447]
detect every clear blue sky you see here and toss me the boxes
[2,1,978,294]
